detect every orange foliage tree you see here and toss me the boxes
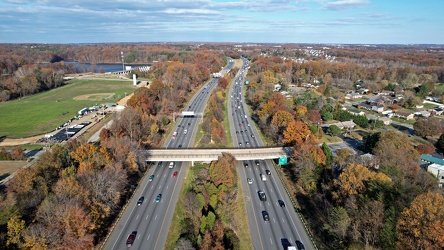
[396,191,444,249]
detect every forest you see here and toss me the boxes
[1,43,444,249]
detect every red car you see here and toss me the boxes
[126,231,137,247]
[172,171,178,177]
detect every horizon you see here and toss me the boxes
[1,0,443,44]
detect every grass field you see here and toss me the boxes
[0,79,135,138]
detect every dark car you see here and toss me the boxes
[251,134,255,138]
[258,190,267,201]
[261,211,269,221]
[266,170,271,175]
[137,197,144,206]
[178,144,182,148]
[148,175,154,182]
[278,199,285,207]
[126,231,137,247]
[255,160,260,166]
[244,163,249,168]
[157,161,162,166]
[296,240,305,250]
[155,194,162,203]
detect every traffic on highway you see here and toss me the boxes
[228,57,313,250]
[104,59,235,250]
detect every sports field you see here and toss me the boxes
[0,79,136,138]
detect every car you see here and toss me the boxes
[251,134,255,138]
[126,231,137,247]
[239,123,242,127]
[258,190,267,201]
[148,175,154,182]
[244,130,248,133]
[137,197,144,206]
[266,170,271,175]
[236,131,239,134]
[246,141,249,145]
[155,194,162,203]
[172,171,178,177]
[262,211,269,221]
[178,144,182,148]
[296,240,305,250]
[260,174,267,181]
[278,200,285,207]
[247,123,250,127]
[240,130,243,133]
[169,162,174,168]
[157,161,162,166]
[183,129,188,134]
[255,160,260,166]
[244,163,248,168]
[188,122,191,126]
[239,142,242,146]
[247,178,253,184]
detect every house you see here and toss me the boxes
[322,120,356,130]
[378,117,392,125]
[420,154,444,165]
[345,92,363,99]
[372,106,384,113]
[418,110,431,117]
[348,109,365,116]
[394,111,415,120]
[358,102,373,111]
[433,108,444,115]
[378,90,394,96]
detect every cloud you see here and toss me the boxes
[322,0,369,10]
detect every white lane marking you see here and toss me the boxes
[136,215,139,220]
[146,215,149,220]
[273,218,276,223]
[155,214,158,220]
[158,186,162,189]
[166,185,169,190]
[146,234,151,241]
[151,185,153,189]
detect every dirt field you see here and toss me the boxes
[0,161,28,181]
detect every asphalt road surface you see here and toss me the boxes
[228,58,315,250]
[103,60,234,250]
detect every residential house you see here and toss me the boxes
[358,102,373,111]
[345,92,363,99]
[432,108,444,116]
[394,111,415,120]
[348,109,365,116]
[419,110,431,117]
[322,120,356,130]
[372,106,384,113]
[378,117,392,125]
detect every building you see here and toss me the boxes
[394,111,415,120]
[372,105,384,113]
[427,164,444,188]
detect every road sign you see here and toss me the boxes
[245,81,249,85]
[279,156,287,165]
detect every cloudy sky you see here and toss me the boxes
[0,0,442,44]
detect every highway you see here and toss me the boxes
[228,57,315,250]
[103,59,234,250]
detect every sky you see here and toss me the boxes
[0,0,442,44]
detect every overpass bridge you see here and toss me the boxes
[144,147,292,165]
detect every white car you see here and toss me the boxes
[247,178,253,184]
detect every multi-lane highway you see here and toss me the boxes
[228,58,314,250]
[104,59,234,250]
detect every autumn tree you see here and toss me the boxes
[396,192,444,249]
[415,143,436,155]
[283,120,311,147]
[373,131,419,169]
[210,153,237,189]
[7,215,25,247]
[413,117,442,138]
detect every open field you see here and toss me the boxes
[0,161,28,182]
[0,79,135,138]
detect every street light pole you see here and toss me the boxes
[121,52,125,71]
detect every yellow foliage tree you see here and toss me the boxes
[396,191,444,249]
[283,120,311,147]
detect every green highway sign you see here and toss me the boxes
[245,81,249,85]
[279,156,287,165]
